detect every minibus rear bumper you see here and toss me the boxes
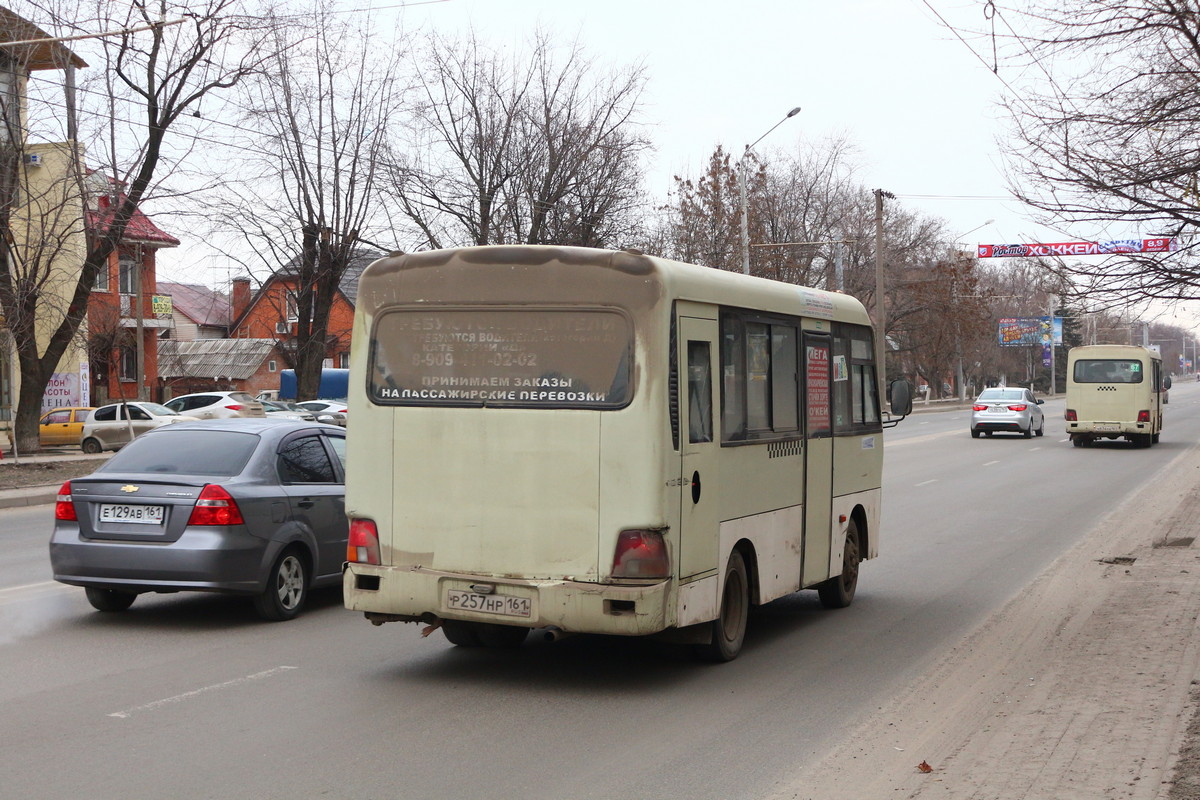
[1068,421,1149,435]
[343,563,671,636]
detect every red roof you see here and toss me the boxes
[86,193,180,248]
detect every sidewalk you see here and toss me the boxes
[0,448,108,510]
[776,439,1200,800]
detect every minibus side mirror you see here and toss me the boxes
[1164,376,1173,390]
[888,379,913,417]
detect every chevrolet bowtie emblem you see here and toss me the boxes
[120,485,139,493]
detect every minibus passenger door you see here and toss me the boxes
[801,333,834,588]
[678,317,720,581]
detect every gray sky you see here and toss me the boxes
[163,0,1198,330]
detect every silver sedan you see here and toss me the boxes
[970,387,1046,439]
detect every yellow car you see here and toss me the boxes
[39,407,95,447]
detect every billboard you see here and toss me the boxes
[977,238,1175,258]
[999,317,1062,347]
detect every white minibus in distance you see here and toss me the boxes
[1065,344,1167,448]
[342,245,911,661]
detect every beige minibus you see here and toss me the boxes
[1065,344,1166,448]
[341,245,911,661]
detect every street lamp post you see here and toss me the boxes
[739,106,801,275]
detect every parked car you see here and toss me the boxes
[50,418,348,621]
[296,400,348,426]
[80,402,199,453]
[38,406,94,447]
[970,387,1045,438]
[164,391,266,419]
[261,400,316,421]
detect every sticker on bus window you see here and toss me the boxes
[833,355,848,382]
[369,308,634,409]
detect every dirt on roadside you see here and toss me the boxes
[0,460,101,491]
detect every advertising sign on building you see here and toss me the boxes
[152,294,173,316]
[41,372,80,412]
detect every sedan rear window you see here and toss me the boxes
[97,430,260,476]
[977,389,1024,401]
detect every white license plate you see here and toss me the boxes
[445,589,531,618]
[1093,423,1119,432]
[99,503,165,525]
[989,406,1007,413]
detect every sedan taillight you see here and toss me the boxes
[187,484,245,526]
[347,518,381,564]
[55,480,77,521]
[223,404,245,411]
[972,404,987,412]
[1007,404,1028,411]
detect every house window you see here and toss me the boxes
[268,360,277,372]
[94,262,109,292]
[285,291,299,322]
[118,256,137,294]
[119,344,137,381]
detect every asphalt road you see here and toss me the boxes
[2,384,1197,800]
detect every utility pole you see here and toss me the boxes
[873,189,893,395]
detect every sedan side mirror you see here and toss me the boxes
[1036,399,1045,405]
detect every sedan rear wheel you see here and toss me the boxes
[85,586,136,612]
[970,428,981,439]
[1035,418,1045,437]
[254,549,307,621]
[1023,423,1033,439]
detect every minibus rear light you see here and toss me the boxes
[348,518,381,565]
[55,481,77,521]
[1138,410,1151,423]
[612,530,670,579]
[1065,409,1077,421]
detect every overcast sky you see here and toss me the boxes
[387,0,1054,244]
[162,0,1197,329]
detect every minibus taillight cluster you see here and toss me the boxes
[611,530,670,579]
[1065,409,1078,421]
[1138,410,1151,423]
[55,481,77,521]
[187,485,245,526]
[347,518,381,565]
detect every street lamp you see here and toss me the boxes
[739,106,801,274]
[954,219,994,243]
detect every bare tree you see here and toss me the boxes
[393,29,649,249]
[0,0,272,451]
[214,3,402,401]
[995,0,1200,306]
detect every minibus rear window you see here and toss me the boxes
[1073,359,1144,384]
[369,308,633,408]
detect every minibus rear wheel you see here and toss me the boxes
[818,520,861,610]
[695,549,749,662]
[441,619,482,647]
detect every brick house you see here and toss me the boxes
[228,250,381,372]
[85,183,179,405]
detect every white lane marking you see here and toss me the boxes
[0,581,75,606]
[0,581,62,595]
[886,429,964,447]
[915,479,938,487]
[982,460,1000,466]
[108,666,298,719]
